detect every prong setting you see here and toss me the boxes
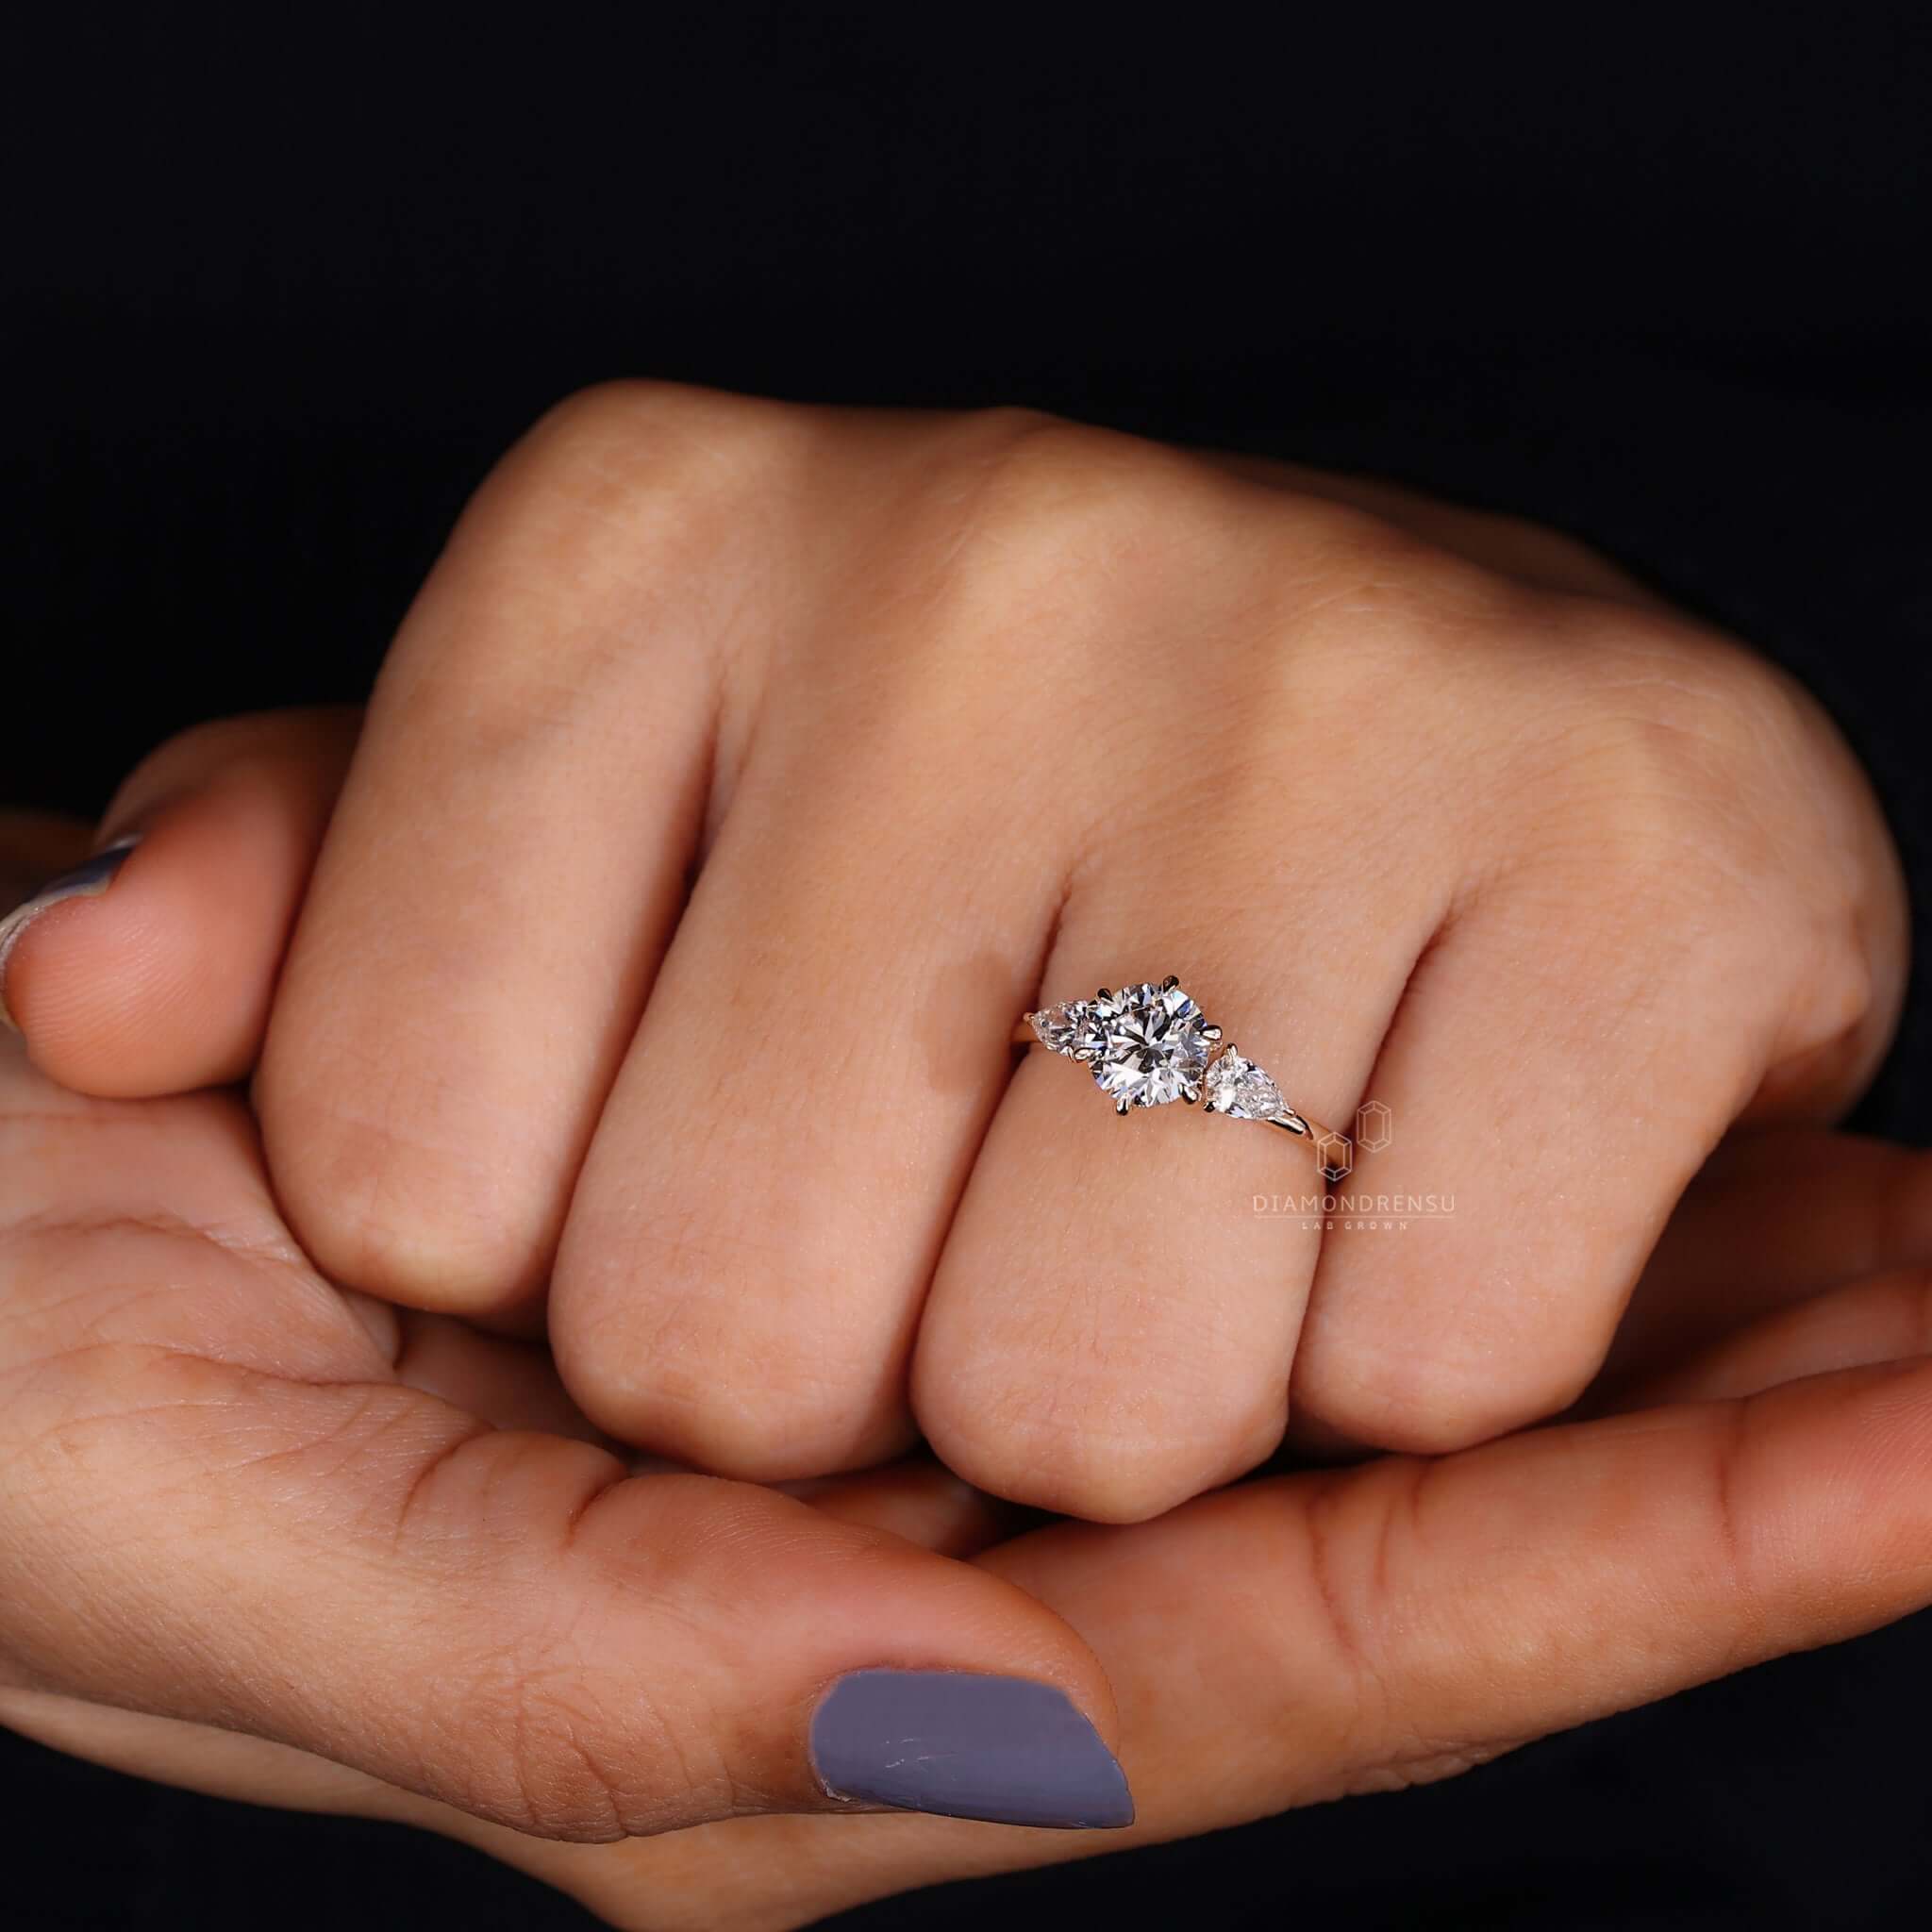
[1061,978,1213,1111]
[1024,978,1341,1164]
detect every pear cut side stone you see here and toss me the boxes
[1204,1051,1283,1121]
[1029,1000,1103,1058]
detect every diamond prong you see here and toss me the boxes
[1069,979,1213,1112]
[1183,1085,1200,1105]
[1201,1024,1224,1041]
[1161,974,1179,991]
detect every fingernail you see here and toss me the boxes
[809,1669,1134,1829]
[0,834,142,1034]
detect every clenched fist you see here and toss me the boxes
[8,384,1906,1522]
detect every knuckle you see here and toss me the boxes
[398,381,814,744]
[1297,1332,1594,1457]
[515,378,802,500]
[1555,615,1816,824]
[459,378,803,616]
[1293,492,1501,608]
[864,410,1247,756]
[1494,623,1832,926]
[261,1075,549,1316]
[1780,912,1881,1062]
[1260,500,1524,711]
[918,1357,1283,1524]
[931,408,1221,597]
[552,1199,907,1478]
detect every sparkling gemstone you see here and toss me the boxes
[1087,980,1211,1108]
[1030,1000,1104,1057]
[1204,1051,1283,1121]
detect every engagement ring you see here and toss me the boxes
[1015,976,1347,1166]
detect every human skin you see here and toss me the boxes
[7,928,1932,1925]
[3,390,1928,1923]
[5,386,1907,1498]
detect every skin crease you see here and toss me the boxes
[0,389,1924,1925]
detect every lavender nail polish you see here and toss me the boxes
[0,835,142,1033]
[810,1669,1134,1829]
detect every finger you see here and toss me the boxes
[1609,1265,1932,1408]
[0,1689,424,1830]
[0,710,358,1093]
[977,1352,1932,1846]
[916,941,1425,1524]
[377,1307,617,1447]
[909,500,1466,1521]
[377,1308,1014,1556]
[0,1066,1133,1836]
[1288,679,1896,1458]
[547,409,1138,1478]
[0,1456,1019,1867]
[255,386,808,1323]
[779,1460,1025,1560]
[1604,1128,1932,1383]
[1211,451,1676,608]
[548,663,1065,1479]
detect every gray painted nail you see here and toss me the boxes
[809,1669,1134,1829]
[0,835,142,1034]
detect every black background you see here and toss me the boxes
[5,11,1931,1928]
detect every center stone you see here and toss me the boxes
[1090,981,1211,1108]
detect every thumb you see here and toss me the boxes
[0,1062,1131,1837]
[0,708,358,1092]
[1,1232,1130,1835]
[15,1403,1133,1837]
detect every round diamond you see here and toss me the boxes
[1204,1051,1283,1120]
[1088,981,1210,1108]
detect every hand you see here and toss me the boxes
[4,385,1907,1522]
[7,815,1932,1926]
[0,812,1139,1850]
